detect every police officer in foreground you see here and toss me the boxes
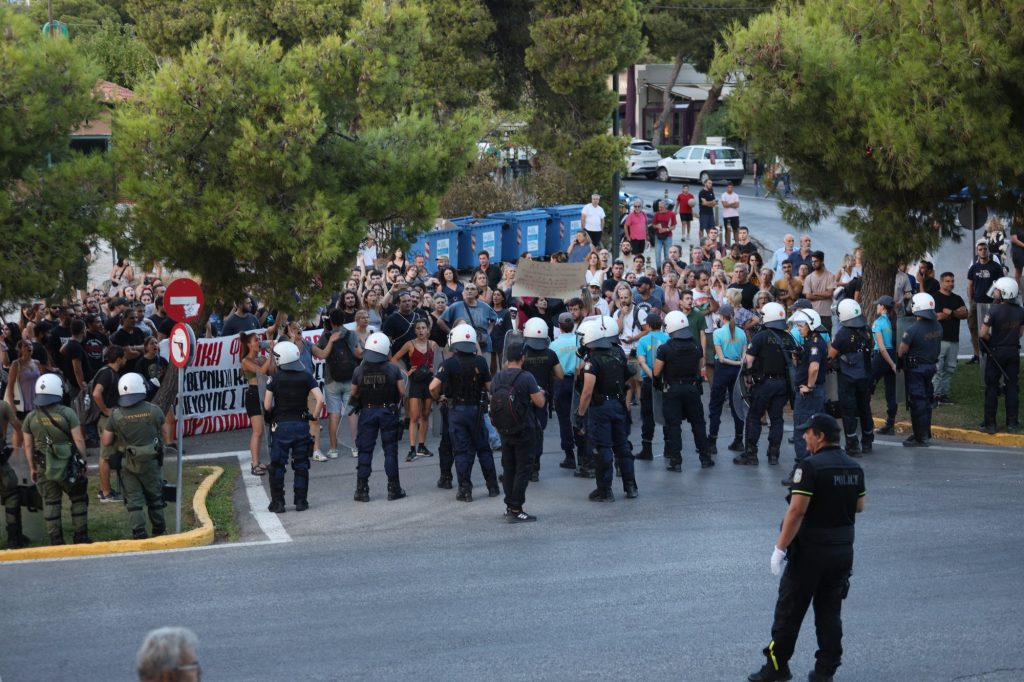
[783,309,828,487]
[575,316,636,501]
[654,311,712,470]
[102,373,166,539]
[263,341,324,512]
[522,317,563,481]
[22,373,90,545]
[736,302,795,466]
[747,413,865,682]
[979,276,1024,433]
[828,299,875,457]
[429,324,500,502]
[897,293,941,447]
[0,399,27,548]
[350,332,407,502]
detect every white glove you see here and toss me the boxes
[771,546,786,576]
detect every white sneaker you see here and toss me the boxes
[351,447,359,458]
[312,450,328,462]
[326,448,339,459]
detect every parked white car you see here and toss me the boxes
[656,144,744,184]
[625,138,661,178]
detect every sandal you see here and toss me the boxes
[251,463,267,476]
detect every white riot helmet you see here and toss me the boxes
[363,332,391,363]
[272,340,304,371]
[663,310,692,339]
[988,276,1020,302]
[911,292,936,319]
[118,372,147,406]
[761,301,788,330]
[788,308,823,333]
[523,317,550,350]
[837,299,866,328]
[34,373,64,407]
[448,324,478,353]
[599,315,619,341]
[579,318,612,349]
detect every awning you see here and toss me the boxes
[647,82,734,102]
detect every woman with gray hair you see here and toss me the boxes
[136,626,200,681]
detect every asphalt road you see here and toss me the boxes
[2,416,1023,681]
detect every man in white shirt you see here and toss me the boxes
[721,181,741,246]
[589,283,610,316]
[581,194,606,248]
[358,234,377,269]
[772,234,796,273]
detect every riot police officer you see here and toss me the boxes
[575,316,636,501]
[350,332,407,502]
[22,373,90,545]
[654,311,711,470]
[784,309,828,486]
[102,373,167,539]
[264,341,324,512]
[897,293,942,447]
[522,317,563,481]
[429,324,500,502]
[736,302,796,466]
[828,299,875,456]
[979,277,1024,433]
[0,399,26,548]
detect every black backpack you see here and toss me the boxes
[326,331,357,382]
[489,370,530,437]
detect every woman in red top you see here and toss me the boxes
[652,199,678,270]
[676,184,696,243]
[391,319,440,462]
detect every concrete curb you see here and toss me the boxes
[872,418,1024,448]
[0,465,224,563]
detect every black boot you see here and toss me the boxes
[588,486,615,502]
[48,532,65,546]
[877,419,895,435]
[530,469,540,482]
[846,436,861,458]
[73,529,92,544]
[353,479,370,503]
[132,529,148,540]
[706,438,718,455]
[636,441,654,460]
[387,477,407,501]
[574,465,595,478]
[456,484,473,502]
[727,436,745,452]
[861,433,874,453]
[733,444,759,465]
[486,479,501,497]
[5,523,28,549]
[559,452,576,469]
[699,448,715,468]
[623,479,639,498]
[437,474,453,489]
[267,495,286,513]
[767,446,780,466]
[666,457,682,472]
[294,489,309,512]
[747,661,792,682]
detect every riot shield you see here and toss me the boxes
[502,331,525,369]
[732,370,751,423]
[977,303,990,389]
[895,314,914,403]
[652,384,665,425]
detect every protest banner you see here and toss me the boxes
[511,259,587,300]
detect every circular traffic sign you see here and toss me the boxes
[169,323,196,369]
[165,278,205,323]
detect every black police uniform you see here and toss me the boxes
[491,367,542,511]
[762,446,865,679]
[899,317,942,445]
[352,360,406,502]
[265,369,318,511]
[792,333,828,465]
[831,326,875,455]
[572,364,595,478]
[981,302,1024,430]
[582,347,635,500]
[523,346,559,479]
[435,352,498,501]
[655,336,710,470]
[739,328,794,464]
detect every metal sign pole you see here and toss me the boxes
[175,364,185,533]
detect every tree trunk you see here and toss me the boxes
[690,79,724,146]
[651,52,685,146]
[861,255,898,324]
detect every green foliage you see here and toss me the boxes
[417,0,496,114]
[20,0,121,33]
[74,21,156,89]
[716,0,1024,270]
[700,100,736,141]
[438,156,583,218]
[125,0,215,57]
[0,10,114,303]
[115,17,482,314]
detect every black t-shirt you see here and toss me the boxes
[932,291,966,342]
[982,303,1024,350]
[110,327,146,372]
[104,313,122,335]
[83,331,109,378]
[47,325,72,363]
[491,368,542,429]
[698,188,715,216]
[522,348,560,393]
[148,313,176,338]
[475,264,503,290]
[921,276,940,296]
[736,242,759,259]
[789,446,865,545]
[602,275,624,296]
[94,365,120,413]
[382,311,420,351]
[58,339,89,388]
[966,260,1004,303]
[728,281,759,310]
[136,355,168,385]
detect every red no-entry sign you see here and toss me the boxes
[165,278,204,323]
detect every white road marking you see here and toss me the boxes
[236,450,292,543]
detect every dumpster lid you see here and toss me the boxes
[434,218,458,230]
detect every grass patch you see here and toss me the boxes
[871,360,1022,431]
[206,464,241,542]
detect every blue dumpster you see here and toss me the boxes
[544,204,585,255]
[488,209,551,261]
[417,227,462,269]
[453,217,504,267]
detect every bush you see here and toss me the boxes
[438,156,585,218]
[657,145,678,159]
